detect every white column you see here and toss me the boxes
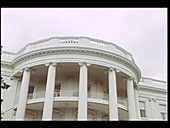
[146,98,152,119]
[15,67,31,120]
[127,77,137,120]
[108,67,118,121]
[42,62,57,120]
[77,62,89,121]
[134,86,141,120]
[150,98,161,120]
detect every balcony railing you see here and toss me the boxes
[14,90,127,108]
[27,91,45,100]
[57,90,79,97]
[88,91,109,100]
[1,37,134,62]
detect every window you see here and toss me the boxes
[28,86,34,93]
[54,84,61,97]
[140,110,146,118]
[139,101,146,118]
[159,104,166,120]
[161,112,166,120]
[55,84,61,91]
[159,104,166,111]
[28,86,34,100]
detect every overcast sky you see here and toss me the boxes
[1,8,167,81]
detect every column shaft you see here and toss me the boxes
[146,99,152,119]
[150,99,161,120]
[77,63,88,121]
[134,88,141,120]
[108,68,118,121]
[15,68,31,120]
[127,78,137,120]
[42,63,56,120]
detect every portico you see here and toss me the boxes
[14,61,138,121]
[1,36,144,121]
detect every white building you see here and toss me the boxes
[1,36,167,121]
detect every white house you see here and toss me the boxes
[1,36,167,121]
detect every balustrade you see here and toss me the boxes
[27,91,45,100]
[1,37,133,62]
[88,91,109,100]
[90,40,107,48]
[12,90,128,109]
[1,52,14,61]
[25,90,127,107]
[60,39,79,44]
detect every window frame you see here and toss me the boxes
[139,101,147,118]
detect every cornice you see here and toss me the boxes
[138,85,167,94]
[141,77,166,83]
[1,36,142,83]
[1,61,13,68]
[1,47,141,82]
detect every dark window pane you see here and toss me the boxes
[161,113,166,120]
[140,109,146,117]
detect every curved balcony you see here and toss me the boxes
[14,90,127,109]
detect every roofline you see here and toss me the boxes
[141,77,166,83]
[2,36,134,58]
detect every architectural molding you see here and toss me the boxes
[2,42,141,82]
[108,67,116,72]
[78,61,91,67]
[19,66,31,73]
[138,86,166,94]
[45,62,57,67]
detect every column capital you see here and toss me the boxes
[78,61,91,67]
[19,67,31,73]
[45,62,57,67]
[10,76,21,81]
[25,67,31,72]
[109,67,116,72]
[10,76,14,80]
[128,75,134,81]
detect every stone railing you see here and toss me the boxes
[88,91,108,100]
[27,91,45,100]
[1,37,134,63]
[60,39,79,44]
[1,51,15,62]
[90,40,107,48]
[25,90,127,107]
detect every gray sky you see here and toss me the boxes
[1,8,167,81]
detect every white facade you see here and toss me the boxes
[1,36,167,121]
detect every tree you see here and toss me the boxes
[1,46,11,119]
